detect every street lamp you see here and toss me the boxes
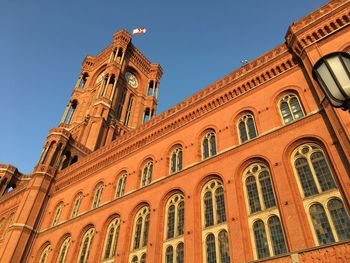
[312,52,350,110]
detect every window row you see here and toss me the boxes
[48,142,349,261]
[41,177,349,263]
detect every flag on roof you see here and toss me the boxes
[132,28,147,35]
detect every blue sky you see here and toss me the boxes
[0,0,328,173]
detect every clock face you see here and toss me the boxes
[125,72,138,88]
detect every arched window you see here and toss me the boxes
[130,206,150,261]
[163,194,185,262]
[131,256,138,263]
[116,173,127,198]
[52,202,64,226]
[253,220,270,259]
[202,179,230,262]
[79,73,88,88]
[206,233,217,263]
[165,246,173,263]
[63,100,78,125]
[268,216,287,255]
[238,114,257,143]
[92,183,103,209]
[141,160,153,187]
[143,108,151,123]
[279,93,304,124]
[57,236,71,263]
[310,203,335,245]
[203,180,227,227]
[39,244,51,263]
[176,242,184,263]
[202,130,217,160]
[244,164,287,259]
[102,217,120,261]
[140,253,146,263]
[293,144,337,197]
[170,147,183,174]
[71,193,83,218]
[244,164,276,214]
[218,230,231,263]
[292,144,350,245]
[328,199,350,241]
[125,95,134,126]
[165,194,184,239]
[77,228,95,263]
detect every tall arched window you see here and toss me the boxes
[57,236,71,263]
[116,173,127,198]
[102,217,121,261]
[310,203,335,245]
[238,114,257,143]
[253,220,270,259]
[165,246,173,263]
[176,242,184,263]
[141,160,153,187]
[63,100,78,125]
[244,164,276,214]
[279,93,304,124]
[125,95,134,126]
[292,144,349,246]
[52,202,64,226]
[39,244,51,263]
[268,216,287,255]
[71,193,83,218]
[170,146,183,174]
[218,230,231,263]
[77,228,95,263]
[92,183,104,209]
[293,144,337,197]
[244,163,287,259]
[328,199,350,241]
[202,130,217,160]
[206,233,217,263]
[130,206,150,262]
[163,194,185,262]
[202,179,230,262]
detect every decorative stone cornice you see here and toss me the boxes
[286,0,350,55]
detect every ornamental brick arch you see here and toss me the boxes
[166,141,185,174]
[271,85,310,119]
[231,106,260,145]
[51,232,71,262]
[32,240,51,263]
[71,223,96,262]
[122,202,151,258]
[95,213,121,260]
[196,125,219,160]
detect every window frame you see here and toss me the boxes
[237,113,258,143]
[129,206,151,262]
[201,130,217,160]
[201,179,230,263]
[278,93,305,125]
[291,143,349,246]
[163,194,185,263]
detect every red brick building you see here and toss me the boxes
[1,0,350,262]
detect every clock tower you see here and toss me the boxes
[37,29,163,171]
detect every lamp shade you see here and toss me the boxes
[312,52,350,109]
